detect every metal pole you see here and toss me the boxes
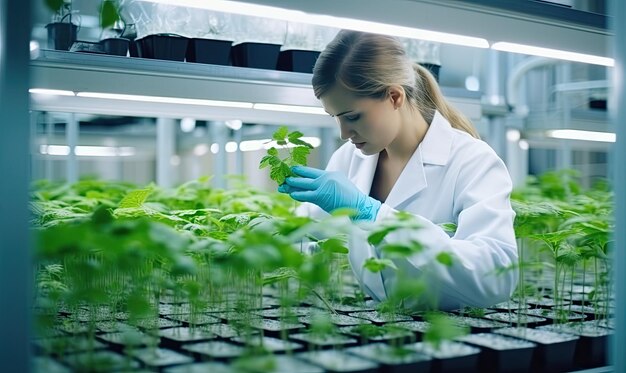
[209,121,228,189]
[485,49,507,161]
[0,0,31,371]
[611,0,625,370]
[45,112,54,180]
[66,112,78,183]
[156,118,176,188]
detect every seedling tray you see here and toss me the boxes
[346,343,432,373]
[456,333,536,373]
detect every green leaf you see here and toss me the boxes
[291,146,310,166]
[270,161,292,185]
[287,131,303,141]
[440,223,457,234]
[118,188,152,208]
[318,238,349,254]
[363,258,397,272]
[435,252,454,267]
[44,0,64,13]
[272,126,289,141]
[100,0,120,29]
[267,147,279,156]
[259,154,279,169]
[380,244,415,257]
[289,137,314,149]
[367,227,395,246]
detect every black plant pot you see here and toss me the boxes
[346,343,432,373]
[126,347,193,369]
[538,322,611,368]
[419,63,441,82]
[100,37,130,56]
[136,34,189,61]
[231,42,281,70]
[494,327,579,373]
[129,39,140,57]
[407,341,480,373]
[182,341,246,359]
[277,49,321,73]
[186,38,232,65]
[46,22,78,51]
[297,350,379,373]
[457,333,536,373]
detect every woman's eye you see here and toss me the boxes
[345,114,360,121]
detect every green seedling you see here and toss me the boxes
[259,126,314,185]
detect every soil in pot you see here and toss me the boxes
[254,306,314,318]
[290,332,358,348]
[346,343,432,373]
[158,327,216,345]
[136,34,189,62]
[493,327,579,372]
[247,318,305,337]
[339,324,415,344]
[524,297,571,308]
[166,313,221,326]
[230,335,303,353]
[348,311,413,324]
[101,38,130,56]
[516,308,586,322]
[182,341,246,359]
[126,347,194,368]
[34,336,106,356]
[186,38,232,65]
[159,303,193,316]
[538,322,612,368]
[298,313,371,327]
[231,42,281,70]
[387,320,431,337]
[445,315,509,333]
[203,323,249,339]
[46,22,78,51]
[63,350,139,372]
[130,317,182,330]
[455,332,536,373]
[484,312,548,327]
[404,340,480,373]
[98,330,158,349]
[276,50,320,73]
[296,350,379,373]
[163,361,238,373]
[491,301,530,311]
[234,354,325,373]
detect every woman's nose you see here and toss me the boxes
[338,121,353,141]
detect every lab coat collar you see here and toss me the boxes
[420,110,454,166]
[348,110,453,208]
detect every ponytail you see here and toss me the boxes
[412,64,480,139]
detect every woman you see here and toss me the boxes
[278,30,517,310]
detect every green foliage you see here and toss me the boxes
[259,126,314,185]
[100,0,120,29]
[363,257,397,272]
[423,313,468,349]
[44,0,65,13]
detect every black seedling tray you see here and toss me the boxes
[186,38,232,65]
[456,333,536,373]
[136,34,189,61]
[277,49,321,73]
[231,42,281,70]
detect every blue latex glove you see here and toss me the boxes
[278,166,381,222]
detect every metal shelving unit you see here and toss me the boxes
[30,50,482,127]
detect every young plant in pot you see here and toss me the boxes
[98,0,130,57]
[44,0,78,51]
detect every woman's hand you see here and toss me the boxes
[278,166,381,221]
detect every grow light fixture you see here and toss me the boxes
[546,129,616,143]
[76,92,254,109]
[253,103,327,115]
[40,145,136,156]
[491,42,614,67]
[141,0,489,48]
[29,88,75,97]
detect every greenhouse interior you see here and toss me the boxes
[1,0,625,372]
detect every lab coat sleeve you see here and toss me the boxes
[349,150,518,310]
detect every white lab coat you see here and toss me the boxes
[300,111,518,310]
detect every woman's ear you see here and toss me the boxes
[388,85,406,110]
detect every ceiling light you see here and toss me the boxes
[210,143,220,154]
[30,88,75,96]
[40,145,136,156]
[225,141,238,152]
[239,140,266,152]
[225,120,243,131]
[492,42,614,67]
[180,117,196,132]
[141,0,489,48]
[253,103,328,115]
[76,92,254,108]
[193,144,210,156]
[506,129,521,142]
[546,129,616,143]
[519,140,529,150]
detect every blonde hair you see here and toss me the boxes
[312,30,479,139]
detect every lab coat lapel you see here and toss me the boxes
[383,147,428,208]
[383,111,453,208]
[348,150,379,195]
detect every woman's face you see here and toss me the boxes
[320,85,403,156]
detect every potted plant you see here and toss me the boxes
[44,0,78,51]
[98,0,130,57]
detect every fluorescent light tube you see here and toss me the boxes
[40,145,136,156]
[140,0,489,48]
[253,103,328,115]
[30,88,75,96]
[492,42,614,67]
[77,92,253,108]
[546,129,616,143]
